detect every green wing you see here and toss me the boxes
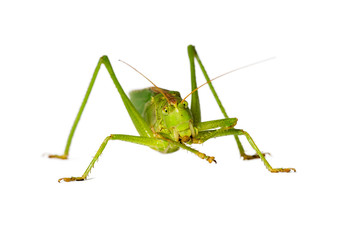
[129,87,182,116]
[129,88,155,115]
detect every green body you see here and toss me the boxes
[130,87,194,153]
[49,45,295,182]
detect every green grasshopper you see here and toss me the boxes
[49,45,295,182]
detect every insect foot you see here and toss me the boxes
[242,152,270,160]
[196,152,217,164]
[270,168,296,173]
[58,176,85,183]
[48,154,68,160]
[206,156,217,164]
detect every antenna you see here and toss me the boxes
[118,59,170,103]
[180,57,275,104]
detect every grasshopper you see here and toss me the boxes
[50,45,295,182]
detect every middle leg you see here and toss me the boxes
[58,133,217,182]
[195,128,295,173]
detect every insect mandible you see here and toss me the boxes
[49,45,296,182]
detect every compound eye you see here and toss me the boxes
[162,107,168,115]
[182,101,188,108]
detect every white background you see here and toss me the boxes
[1,0,359,239]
